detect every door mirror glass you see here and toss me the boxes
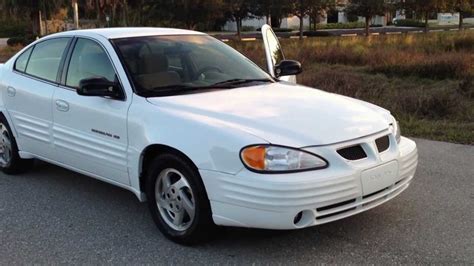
[275,60,302,78]
[77,77,123,99]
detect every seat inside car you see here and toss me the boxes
[136,54,181,90]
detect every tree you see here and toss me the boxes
[403,0,449,32]
[225,0,254,40]
[0,0,67,35]
[253,0,292,27]
[346,0,388,36]
[448,0,474,29]
[291,0,331,39]
[144,0,225,30]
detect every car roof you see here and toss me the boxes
[50,27,206,40]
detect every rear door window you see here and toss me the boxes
[25,38,70,82]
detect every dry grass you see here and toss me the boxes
[230,31,474,144]
[0,45,21,63]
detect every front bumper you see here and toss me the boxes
[200,134,418,230]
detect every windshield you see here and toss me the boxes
[112,35,273,97]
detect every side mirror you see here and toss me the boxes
[77,77,124,100]
[274,60,302,78]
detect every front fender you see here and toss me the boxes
[127,96,267,184]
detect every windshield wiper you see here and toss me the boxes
[147,79,274,96]
[210,78,273,87]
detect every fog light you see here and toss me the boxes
[293,211,303,225]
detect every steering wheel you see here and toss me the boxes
[195,66,223,80]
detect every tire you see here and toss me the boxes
[145,153,216,245]
[0,114,34,175]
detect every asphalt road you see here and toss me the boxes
[0,138,473,264]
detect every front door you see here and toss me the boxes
[52,37,131,185]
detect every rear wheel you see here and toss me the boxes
[145,153,216,245]
[0,114,34,174]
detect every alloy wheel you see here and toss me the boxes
[155,168,196,231]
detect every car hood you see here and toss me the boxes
[146,83,392,147]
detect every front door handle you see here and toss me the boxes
[55,100,69,112]
[7,87,16,97]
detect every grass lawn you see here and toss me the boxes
[1,31,473,144]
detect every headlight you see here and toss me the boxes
[390,120,401,143]
[240,145,328,173]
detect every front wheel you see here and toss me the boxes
[145,153,216,245]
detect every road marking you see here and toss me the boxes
[341,33,357,37]
[241,38,256,41]
[386,32,402,35]
[290,36,307,39]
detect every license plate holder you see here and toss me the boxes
[361,161,399,196]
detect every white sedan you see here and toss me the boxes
[0,26,417,244]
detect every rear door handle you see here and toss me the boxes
[7,87,16,97]
[55,100,69,112]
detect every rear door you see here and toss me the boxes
[3,38,71,159]
[52,37,131,185]
[261,24,297,83]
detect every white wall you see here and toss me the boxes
[280,16,310,29]
[222,17,267,31]
[438,13,460,25]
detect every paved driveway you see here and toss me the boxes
[0,139,472,264]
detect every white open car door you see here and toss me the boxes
[261,24,297,83]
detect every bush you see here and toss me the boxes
[272,28,293,32]
[303,31,331,37]
[317,22,366,29]
[394,19,425,27]
[241,26,256,32]
[7,36,35,47]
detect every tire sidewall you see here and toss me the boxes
[0,114,23,173]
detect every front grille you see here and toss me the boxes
[316,199,356,220]
[337,145,367,160]
[375,135,390,153]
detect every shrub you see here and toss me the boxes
[241,26,256,32]
[272,28,293,32]
[303,31,331,37]
[7,35,35,47]
[317,22,366,29]
[394,19,425,27]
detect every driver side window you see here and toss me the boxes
[66,38,116,88]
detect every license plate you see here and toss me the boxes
[361,161,399,195]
